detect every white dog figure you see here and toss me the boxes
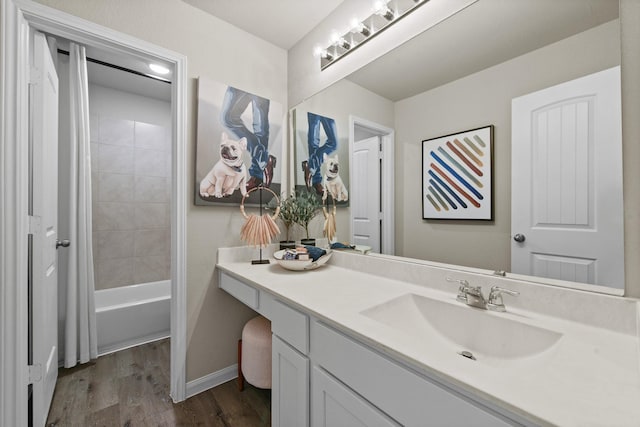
[199,132,248,198]
[322,153,348,202]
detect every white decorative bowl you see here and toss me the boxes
[273,249,333,271]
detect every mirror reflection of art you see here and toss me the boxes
[293,109,349,206]
[422,125,493,220]
[195,77,283,206]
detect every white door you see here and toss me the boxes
[30,31,59,426]
[272,336,309,427]
[352,136,381,252]
[511,67,624,288]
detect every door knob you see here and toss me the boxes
[513,234,526,243]
[55,239,70,249]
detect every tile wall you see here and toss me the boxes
[91,115,171,290]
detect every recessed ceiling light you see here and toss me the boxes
[149,63,170,75]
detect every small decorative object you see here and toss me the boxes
[273,248,333,271]
[292,189,321,246]
[322,195,337,242]
[422,125,493,220]
[239,187,280,264]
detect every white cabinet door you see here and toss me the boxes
[311,367,400,427]
[272,335,309,427]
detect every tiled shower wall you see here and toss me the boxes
[90,86,171,290]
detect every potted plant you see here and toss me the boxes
[293,189,321,246]
[277,192,298,250]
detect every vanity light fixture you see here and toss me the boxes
[350,18,371,37]
[149,63,170,75]
[316,0,430,70]
[374,0,396,21]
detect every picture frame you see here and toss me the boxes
[422,125,493,220]
[194,77,284,207]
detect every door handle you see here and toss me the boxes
[55,239,70,249]
[513,234,526,243]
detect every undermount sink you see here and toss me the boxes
[361,293,562,361]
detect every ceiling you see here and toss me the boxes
[181,0,346,50]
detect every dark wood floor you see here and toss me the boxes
[46,339,271,426]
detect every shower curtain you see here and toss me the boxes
[64,42,98,368]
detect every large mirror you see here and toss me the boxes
[292,0,623,293]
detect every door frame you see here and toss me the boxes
[1,1,188,425]
[349,116,395,255]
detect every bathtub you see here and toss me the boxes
[95,280,171,356]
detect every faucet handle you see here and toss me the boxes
[487,286,520,312]
[446,277,470,302]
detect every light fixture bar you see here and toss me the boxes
[319,0,430,70]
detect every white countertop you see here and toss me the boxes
[217,248,640,426]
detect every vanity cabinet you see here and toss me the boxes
[312,322,516,427]
[219,270,520,427]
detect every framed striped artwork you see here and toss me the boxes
[422,125,494,220]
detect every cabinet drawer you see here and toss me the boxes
[312,322,515,427]
[271,300,309,354]
[219,271,259,309]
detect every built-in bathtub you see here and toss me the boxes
[95,280,171,356]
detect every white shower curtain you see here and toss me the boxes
[64,42,98,368]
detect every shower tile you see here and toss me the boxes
[134,229,170,257]
[135,122,168,151]
[99,117,134,146]
[99,173,134,202]
[134,255,170,284]
[96,230,135,260]
[92,171,100,202]
[96,257,134,290]
[99,144,134,174]
[134,203,169,229]
[134,176,169,203]
[95,202,135,231]
[134,148,167,177]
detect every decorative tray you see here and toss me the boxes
[273,249,333,271]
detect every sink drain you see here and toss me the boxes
[458,350,476,360]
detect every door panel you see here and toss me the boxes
[512,67,623,288]
[352,136,380,252]
[30,31,59,426]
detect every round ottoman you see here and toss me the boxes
[238,315,272,390]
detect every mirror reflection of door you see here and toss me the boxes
[352,135,381,252]
[511,66,624,289]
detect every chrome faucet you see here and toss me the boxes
[487,286,520,312]
[447,277,519,311]
[446,277,471,304]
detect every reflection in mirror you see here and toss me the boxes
[293,0,622,293]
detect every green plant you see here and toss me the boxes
[277,192,298,241]
[292,189,321,239]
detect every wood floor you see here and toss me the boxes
[46,339,271,426]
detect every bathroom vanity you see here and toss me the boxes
[216,246,640,426]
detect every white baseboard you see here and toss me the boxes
[186,364,238,399]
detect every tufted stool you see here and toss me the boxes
[238,315,272,390]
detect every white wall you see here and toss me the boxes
[36,0,288,382]
[394,20,620,270]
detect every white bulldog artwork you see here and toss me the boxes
[199,132,248,198]
[322,153,348,202]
